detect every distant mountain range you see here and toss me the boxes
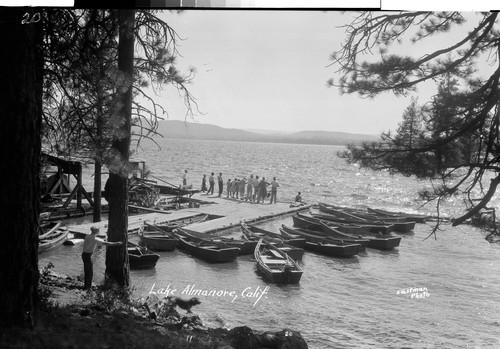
[152,120,379,146]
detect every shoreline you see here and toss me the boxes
[0,269,308,349]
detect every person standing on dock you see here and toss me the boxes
[234,179,240,199]
[238,177,246,200]
[208,172,215,195]
[217,173,224,197]
[253,176,260,202]
[257,177,269,204]
[246,174,254,201]
[231,178,238,198]
[182,169,188,187]
[226,178,232,198]
[269,177,279,204]
[201,174,207,192]
[82,227,122,290]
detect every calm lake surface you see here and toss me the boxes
[41,139,500,348]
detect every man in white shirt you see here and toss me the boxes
[82,227,122,289]
[269,177,279,204]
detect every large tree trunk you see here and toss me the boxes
[0,9,43,327]
[105,9,135,287]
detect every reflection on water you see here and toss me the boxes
[41,140,500,348]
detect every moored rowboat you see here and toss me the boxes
[174,228,240,263]
[289,216,370,251]
[320,222,401,250]
[128,242,160,269]
[138,223,178,251]
[280,224,362,257]
[38,220,64,239]
[310,208,394,234]
[240,223,305,261]
[303,211,372,235]
[176,227,257,255]
[366,207,429,223]
[292,212,324,232]
[317,202,415,233]
[254,239,303,284]
[39,227,69,253]
[240,223,306,248]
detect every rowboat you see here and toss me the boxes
[292,212,324,232]
[366,207,429,223]
[294,211,374,235]
[300,211,371,235]
[338,210,416,233]
[173,228,240,263]
[153,214,210,233]
[295,210,376,234]
[175,227,257,255]
[317,202,416,233]
[38,220,64,239]
[310,209,393,234]
[138,223,178,251]
[325,202,422,227]
[320,222,401,250]
[240,223,305,261]
[311,206,395,234]
[254,239,303,284]
[291,215,370,251]
[39,226,69,253]
[240,223,306,248]
[280,224,362,257]
[128,242,160,269]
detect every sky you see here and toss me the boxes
[154,11,407,134]
[151,10,495,135]
[3,1,498,134]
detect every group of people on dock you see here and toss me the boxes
[200,172,225,197]
[197,171,280,204]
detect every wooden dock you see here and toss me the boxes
[183,195,310,234]
[67,209,202,236]
[66,193,310,236]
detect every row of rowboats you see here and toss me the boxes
[135,201,423,284]
[135,221,306,282]
[291,211,402,250]
[41,202,426,283]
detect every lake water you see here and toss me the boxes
[41,139,500,348]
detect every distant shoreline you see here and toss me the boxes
[152,136,364,147]
[148,120,379,146]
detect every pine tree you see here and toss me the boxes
[332,12,500,238]
[395,97,422,149]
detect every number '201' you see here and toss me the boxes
[21,12,41,25]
